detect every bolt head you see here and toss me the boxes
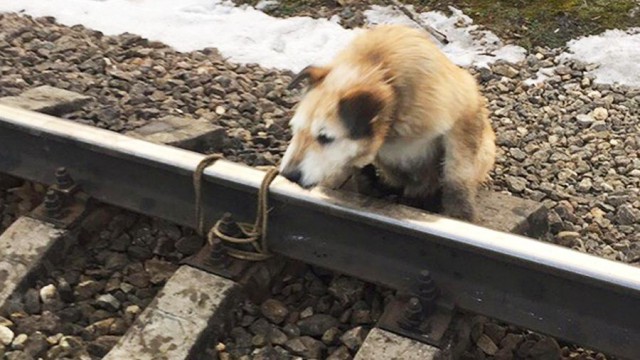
[55,167,74,189]
[403,297,423,318]
[399,297,424,330]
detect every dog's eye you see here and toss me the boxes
[317,134,335,145]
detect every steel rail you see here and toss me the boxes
[1,104,639,358]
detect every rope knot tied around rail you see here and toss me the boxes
[193,153,279,261]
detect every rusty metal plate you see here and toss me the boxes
[378,294,455,348]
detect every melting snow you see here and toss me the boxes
[364,5,526,68]
[560,28,640,87]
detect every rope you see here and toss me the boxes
[193,153,279,261]
[194,153,223,236]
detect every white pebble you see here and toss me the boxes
[577,178,593,192]
[47,333,64,346]
[576,114,594,125]
[0,325,14,346]
[602,182,615,192]
[120,282,134,293]
[0,317,13,327]
[125,304,141,316]
[591,107,608,121]
[587,90,601,99]
[40,284,58,304]
[516,126,528,136]
[11,333,27,350]
[60,336,81,350]
[300,306,314,319]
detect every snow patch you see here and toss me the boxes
[559,28,640,87]
[364,5,526,68]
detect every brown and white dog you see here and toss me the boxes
[278,24,495,222]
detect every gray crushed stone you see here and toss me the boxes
[1,11,637,360]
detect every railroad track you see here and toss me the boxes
[1,98,639,360]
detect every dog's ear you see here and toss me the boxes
[287,65,330,90]
[338,88,387,139]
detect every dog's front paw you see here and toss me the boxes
[354,165,379,196]
[441,183,477,223]
[442,201,476,223]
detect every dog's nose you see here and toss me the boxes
[282,170,302,184]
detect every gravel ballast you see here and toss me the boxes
[1,10,638,360]
[0,206,201,359]
[209,265,393,360]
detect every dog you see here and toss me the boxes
[278,24,495,222]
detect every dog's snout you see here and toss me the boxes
[282,169,302,184]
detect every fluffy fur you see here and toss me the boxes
[279,24,496,222]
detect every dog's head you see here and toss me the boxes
[279,64,394,189]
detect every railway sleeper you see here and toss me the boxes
[0,217,70,313]
[355,327,442,360]
[103,265,242,360]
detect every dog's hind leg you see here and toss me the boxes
[439,111,491,223]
